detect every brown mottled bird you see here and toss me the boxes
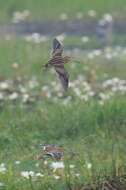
[44,38,71,90]
[37,144,64,160]
[36,144,79,161]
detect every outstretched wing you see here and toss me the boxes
[54,65,69,90]
[52,38,63,56]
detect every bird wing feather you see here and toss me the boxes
[44,38,69,90]
[54,65,69,90]
[52,38,63,56]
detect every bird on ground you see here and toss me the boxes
[44,38,71,91]
[36,144,79,161]
[37,144,64,160]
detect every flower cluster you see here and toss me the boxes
[24,33,48,43]
[0,74,125,105]
[0,163,7,174]
[12,10,30,23]
[21,171,44,179]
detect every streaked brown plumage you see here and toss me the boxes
[36,144,79,161]
[44,38,70,90]
[37,144,64,160]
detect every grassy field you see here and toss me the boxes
[0,97,126,189]
[0,1,126,189]
[0,36,126,189]
[0,0,126,22]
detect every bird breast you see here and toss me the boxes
[49,56,64,66]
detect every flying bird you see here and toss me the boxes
[44,38,71,90]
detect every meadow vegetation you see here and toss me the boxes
[0,1,126,189]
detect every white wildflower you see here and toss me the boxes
[35,163,39,167]
[22,93,30,103]
[54,175,60,179]
[19,86,27,93]
[87,52,95,59]
[25,33,48,43]
[0,82,9,90]
[81,36,89,43]
[0,182,5,188]
[69,164,75,169]
[44,160,48,165]
[12,10,30,23]
[0,163,7,174]
[60,13,68,20]
[57,92,63,97]
[113,77,120,83]
[88,10,96,17]
[111,87,118,92]
[82,95,89,102]
[15,160,21,165]
[12,11,24,23]
[21,171,35,179]
[105,53,112,60]
[50,162,64,171]
[30,33,41,44]
[0,163,5,168]
[28,79,38,89]
[83,83,91,91]
[42,85,49,91]
[21,171,30,179]
[99,92,110,100]
[23,10,30,17]
[36,173,44,177]
[75,173,80,177]
[93,49,102,56]
[103,13,113,22]
[5,35,11,41]
[29,171,35,177]
[87,163,92,169]
[8,92,18,100]
[12,62,19,69]
[88,91,95,97]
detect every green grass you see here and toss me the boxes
[0,0,126,22]
[0,38,126,189]
[0,97,126,189]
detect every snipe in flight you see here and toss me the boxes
[44,38,71,91]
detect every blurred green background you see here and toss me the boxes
[0,0,125,22]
